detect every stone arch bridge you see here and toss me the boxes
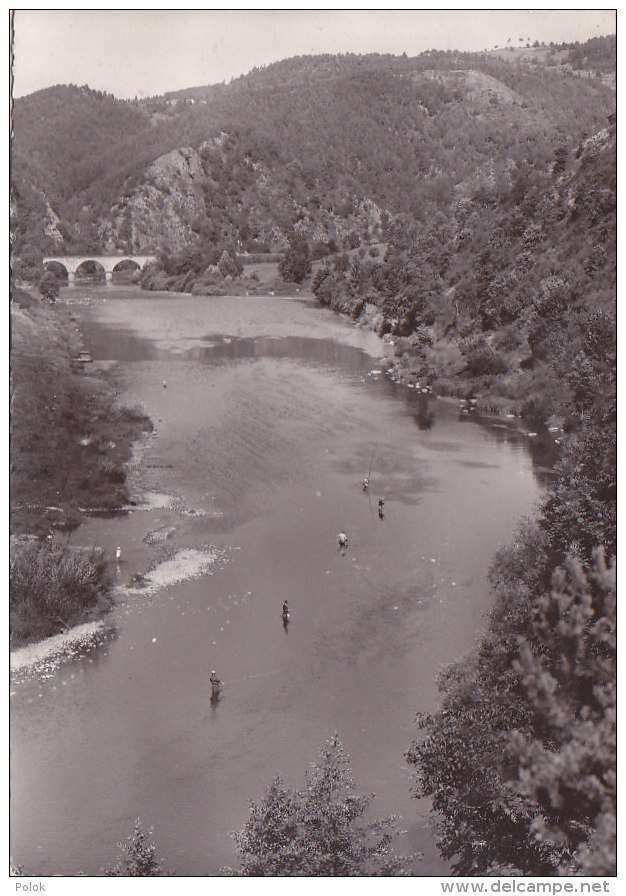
[43,255,157,285]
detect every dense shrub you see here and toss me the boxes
[217,250,243,278]
[37,270,60,301]
[10,542,111,643]
[461,340,509,377]
[279,235,311,283]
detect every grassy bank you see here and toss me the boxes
[11,292,153,536]
[10,288,153,646]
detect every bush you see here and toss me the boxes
[10,542,111,643]
[279,236,311,283]
[217,250,243,278]
[104,820,163,876]
[311,240,330,260]
[11,286,38,308]
[37,270,60,301]
[492,324,523,353]
[460,336,508,377]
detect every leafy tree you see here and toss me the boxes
[407,544,616,875]
[460,337,508,377]
[408,410,616,876]
[407,616,555,873]
[279,234,311,283]
[552,142,569,176]
[230,734,415,876]
[345,230,361,249]
[217,249,243,278]
[104,819,163,876]
[37,270,60,301]
[510,550,616,876]
[542,428,616,568]
[11,243,44,283]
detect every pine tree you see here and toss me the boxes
[510,550,616,875]
[104,819,163,876]
[229,734,415,876]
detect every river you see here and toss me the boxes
[10,284,553,876]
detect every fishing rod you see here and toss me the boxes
[367,450,377,481]
[213,669,279,687]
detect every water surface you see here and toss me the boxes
[10,286,548,875]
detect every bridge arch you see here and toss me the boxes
[112,258,141,272]
[42,259,69,284]
[42,254,157,285]
[75,259,106,282]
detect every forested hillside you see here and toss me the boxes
[11,39,615,269]
[314,113,616,422]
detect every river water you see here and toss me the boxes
[10,285,553,876]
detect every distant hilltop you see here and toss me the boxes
[11,36,615,266]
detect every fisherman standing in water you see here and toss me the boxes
[378,498,385,519]
[209,670,222,706]
[362,475,369,491]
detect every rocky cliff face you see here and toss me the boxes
[100,135,388,256]
[102,147,207,252]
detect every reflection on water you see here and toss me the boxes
[86,325,382,374]
[458,413,559,488]
[83,319,556,489]
[413,395,435,431]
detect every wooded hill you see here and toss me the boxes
[313,106,616,424]
[11,38,615,267]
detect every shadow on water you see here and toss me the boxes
[413,395,435,431]
[456,413,559,488]
[84,325,379,373]
[399,387,558,488]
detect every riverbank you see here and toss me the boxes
[140,258,302,298]
[314,291,568,432]
[10,288,153,646]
